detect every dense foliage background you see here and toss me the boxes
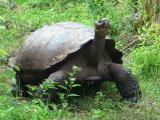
[0,0,160,119]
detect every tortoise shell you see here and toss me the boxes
[12,22,123,70]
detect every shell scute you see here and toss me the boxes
[13,22,94,70]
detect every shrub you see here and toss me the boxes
[128,23,160,79]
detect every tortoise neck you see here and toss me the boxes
[89,32,106,68]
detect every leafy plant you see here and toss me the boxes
[128,23,160,79]
[26,66,81,109]
[0,48,8,64]
[0,16,6,30]
[58,66,81,108]
[0,64,16,97]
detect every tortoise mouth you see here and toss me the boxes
[95,26,111,37]
[95,27,111,33]
[94,18,111,35]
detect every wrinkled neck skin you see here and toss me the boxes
[89,32,106,68]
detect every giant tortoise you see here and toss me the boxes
[10,18,141,102]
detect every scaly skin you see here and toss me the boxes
[90,18,111,67]
[108,63,142,102]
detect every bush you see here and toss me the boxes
[128,23,160,79]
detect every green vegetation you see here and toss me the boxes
[0,0,160,119]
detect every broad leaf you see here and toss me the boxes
[68,93,79,97]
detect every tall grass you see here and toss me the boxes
[139,0,160,22]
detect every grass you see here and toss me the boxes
[0,0,135,52]
[0,0,160,120]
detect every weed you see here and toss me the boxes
[127,23,160,79]
[57,66,81,109]
[0,48,8,64]
[25,66,81,109]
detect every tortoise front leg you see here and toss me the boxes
[36,70,67,103]
[106,63,142,102]
[37,67,101,103]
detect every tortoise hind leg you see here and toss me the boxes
[108,63,142,102]
[12,75,29,97]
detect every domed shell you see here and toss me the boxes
[12,22,122,70]
[12,22,94,70]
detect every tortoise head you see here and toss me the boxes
[89,18,112,67]
[94,18,111,37]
